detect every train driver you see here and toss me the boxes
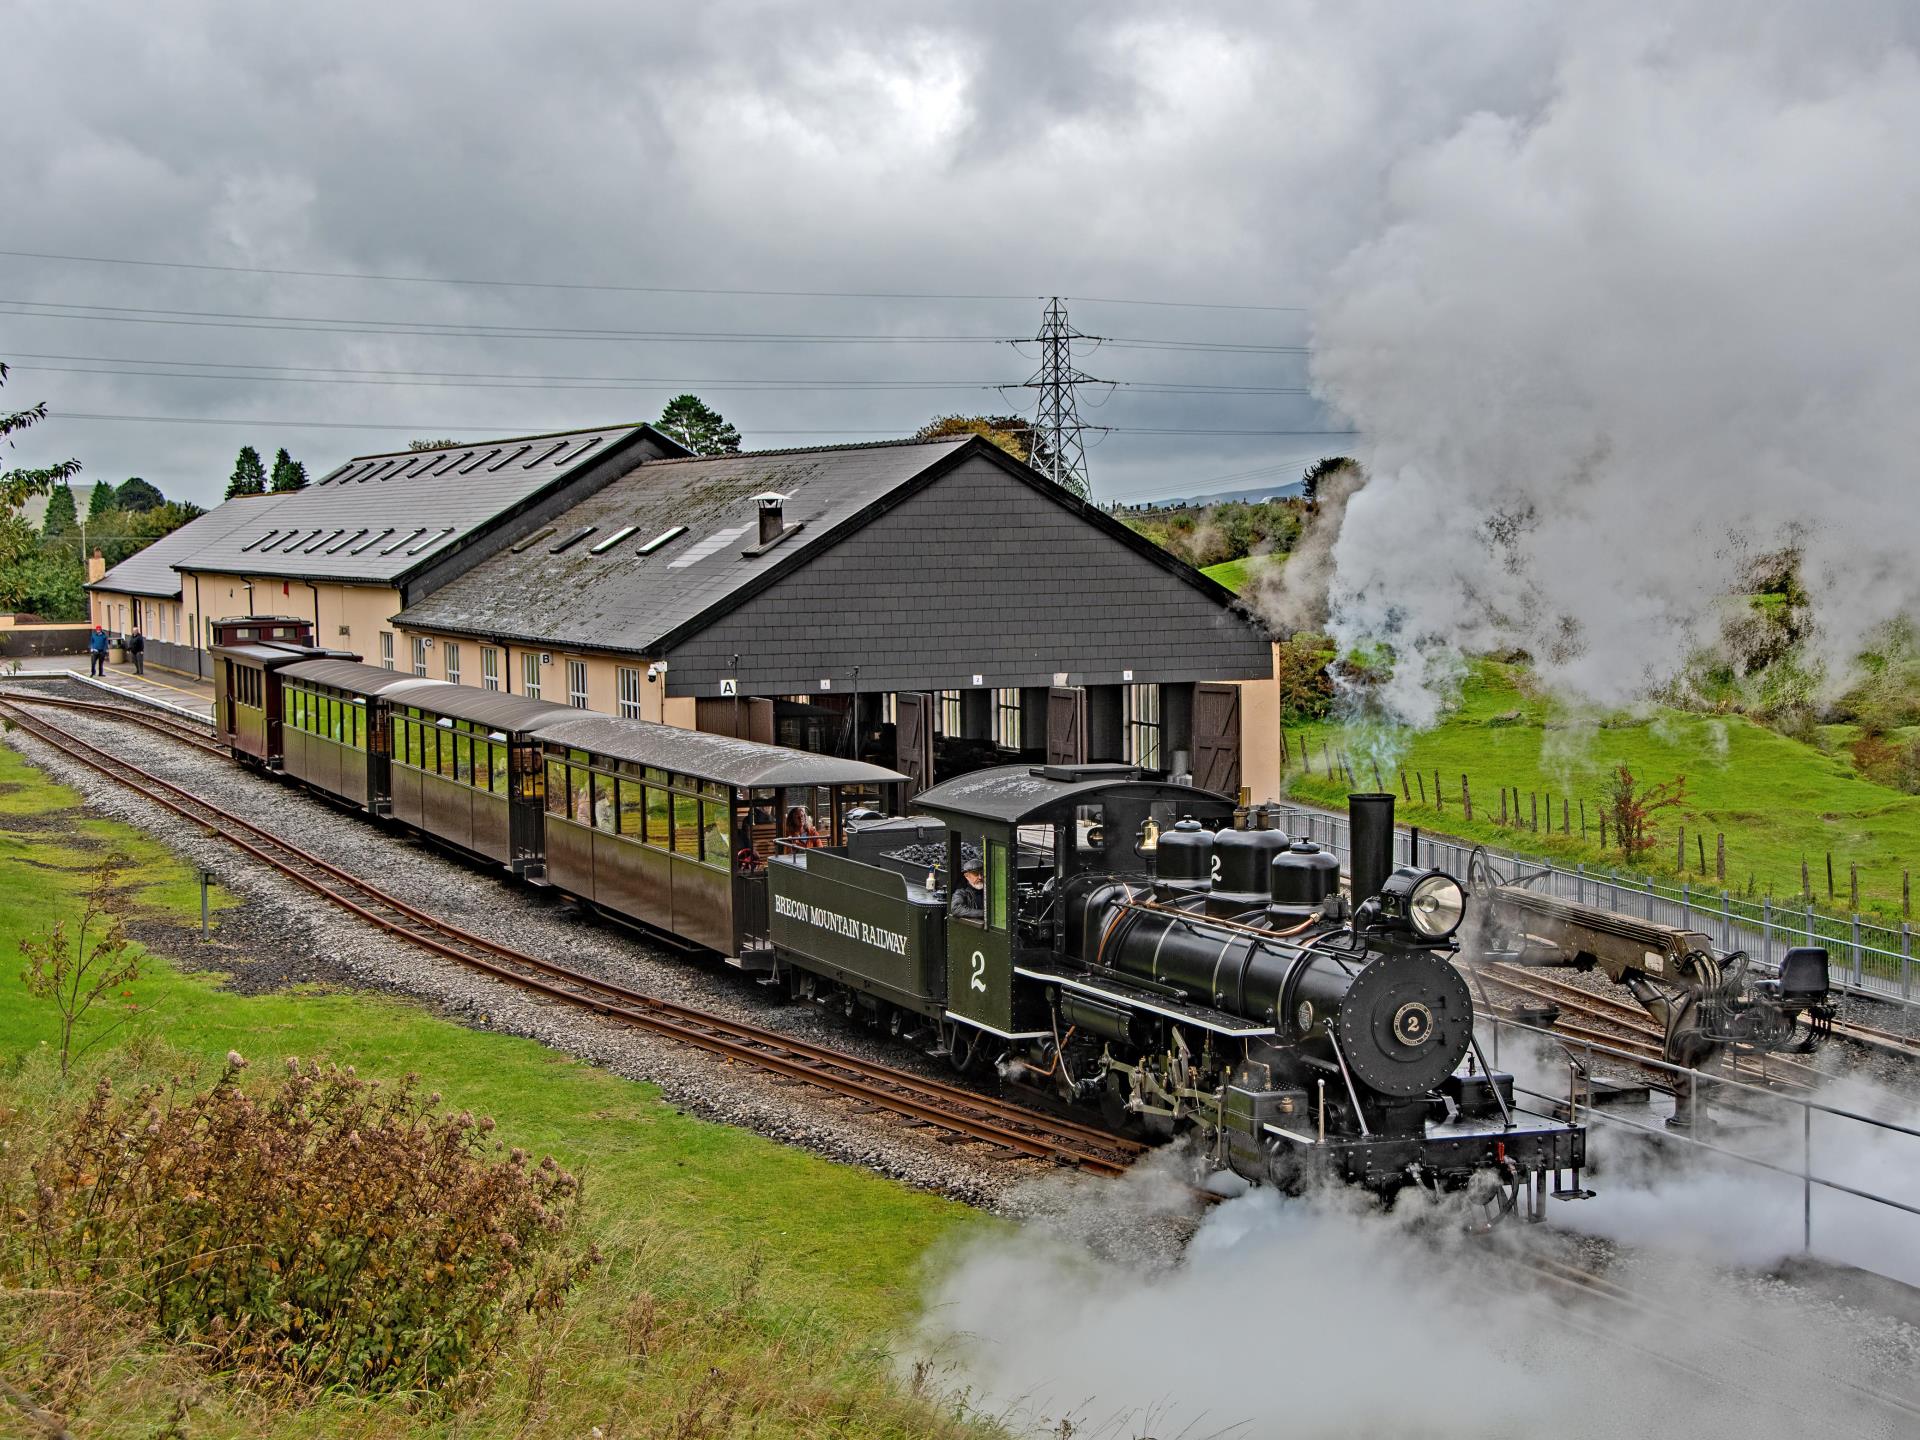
[950,865,985,918]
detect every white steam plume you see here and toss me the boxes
[1311,6,1920,727]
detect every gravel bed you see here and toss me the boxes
[1,690,1123,1224]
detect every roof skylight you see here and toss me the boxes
[348,529,393,555]
[588,525,638,554]
[635,525,687,555]
[381,528,427,555]
[241,530,281,553]
[549,525,597,555]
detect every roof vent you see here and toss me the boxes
[753,492,788,547]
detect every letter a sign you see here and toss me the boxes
[719,678,738,697]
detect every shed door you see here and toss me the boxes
[696,695,773,744]
[1046,686,1086,766]
[1193,682,1242,797]
[895,692,934,802]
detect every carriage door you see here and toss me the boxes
[1192,683,1242,797]
[1046,686,1086,766]
[895,692,934,804]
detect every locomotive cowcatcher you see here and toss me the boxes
[767,765,1589,1218]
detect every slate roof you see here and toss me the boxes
[172,423,674,585]
[913,764,1231,826]
[531,712,906,788]
[390,437,986,650]
[85,493,281,599]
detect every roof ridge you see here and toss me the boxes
[638,435,969,467]
[340,420,653,464]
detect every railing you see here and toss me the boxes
[1272,802,1918,1008]
[1480,1012,1920,1267]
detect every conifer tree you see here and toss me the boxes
[269,447,308,492]
[41,481,77,537]
[87,481,116,519]
[226,445,267,498]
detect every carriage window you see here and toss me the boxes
[617,780,647,838]
[491,741,509,791]
[986,839,1010,930]
[592,772,618,832]
[455,735,474,784]
[672,793,700,856]
[645,785,669,847]
[700,801,731,868]
[545,759,568,817]
[438,728,460,780]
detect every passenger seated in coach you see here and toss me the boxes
[949,864,985,918]
[784,806,823,848]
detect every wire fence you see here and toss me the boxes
[1270,802,1919,1008]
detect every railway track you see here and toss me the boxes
[0,699,1145,1178]
[0,689,225,756]
[1467,960,1825,1091]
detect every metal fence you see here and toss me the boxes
[1481,1012,1920,1259]
[1271,802,1918,1008]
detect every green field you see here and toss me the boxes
[1285,661,1920,925]
[0,743,998,1438]
[1201,554,1276,595]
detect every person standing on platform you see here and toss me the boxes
[128,627,146,676]
[87,625,108,677]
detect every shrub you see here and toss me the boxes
[1600,766,1686,860]
[4,1055,592,1397]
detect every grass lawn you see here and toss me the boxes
[1200,554,1277,595]
[1284,660,1920,926]
[0,742,1000,1438]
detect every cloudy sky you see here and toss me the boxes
[5,0,1580,509]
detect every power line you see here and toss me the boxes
[0,246,1308,312]
[1,300,1311,353]
[8,356,1312,397]
[42,410,1358,440]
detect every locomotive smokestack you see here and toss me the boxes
[1348,792,1395,909]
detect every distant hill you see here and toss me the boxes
[1116,479,1304,512]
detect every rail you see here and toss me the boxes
[0,699,1142,1177]
[1273,802,1919,1008]
[1478,1011,1920,1260]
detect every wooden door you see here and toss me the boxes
[895,692,934,802]
[1192,682,1242,797]
[1046,686,1086,766]
[696,695,772,744]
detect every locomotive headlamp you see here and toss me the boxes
[1377,867,1466,940]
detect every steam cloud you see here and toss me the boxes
[1308,5,1920,727]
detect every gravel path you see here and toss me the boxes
[1,688,1122,1219]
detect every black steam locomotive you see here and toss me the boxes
[206,629,1588,1215]
[771,771,1590,1217]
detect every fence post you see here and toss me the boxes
[1801,857,1810,901]
[1852,915,1863,989]
[1417,771,1428,806]
[1371,759,1383,792]
[1530,792,1538,832]
[1697,833,1706,874]
[1716,832,1726,884]
[1826,852,1835,902]
[1458,774,1467,819]
[1500,790,1508,826]
[1400,768,1410,802]
[1676,828,1685,871]
[1600,814,1608,849]
[1562,797,1569,835]
[1905,869,1911,919]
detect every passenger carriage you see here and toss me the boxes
[278,659,436,815]
[387,688,568,873]
[211,633,352,767]
[529,712,904,961]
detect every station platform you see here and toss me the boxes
[0,655,215,720]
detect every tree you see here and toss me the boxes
[41,481,76,537]
[656,394,741,455]
[1302,455,1359,504]
[408,438,460,451]
[86,480,117,520]
[1601,767,1687,860]
[116,476,165,512]
[226,444,267,498]
[269,446,308,492]
[18,851,143,1076]
[0,361,82,611]
[913,413,1055,472]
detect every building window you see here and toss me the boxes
[444,642,461,686]
[481,647,500,691]
[380,632,395,670]
[938,690,962,737]
[522,652,542,700]
[567,659,589,709]
[1124,683,1162,770]
[617,666,643,719]
[992,688,1022,750]
[410,636,428,677]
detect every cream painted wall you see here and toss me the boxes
[394,627,701,731]
[185,573,403,667]
[1228,647,1284,805]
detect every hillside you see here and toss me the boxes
[1201,554,1278,595]
[1285,660,1920,924]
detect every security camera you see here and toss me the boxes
[646,662,663,683]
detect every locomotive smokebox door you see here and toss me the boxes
[944,822,1021,1035]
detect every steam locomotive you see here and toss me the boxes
[774,774,1590,1217]
[205,626,1588,1216]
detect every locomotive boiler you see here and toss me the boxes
[768,767,1590,1217]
